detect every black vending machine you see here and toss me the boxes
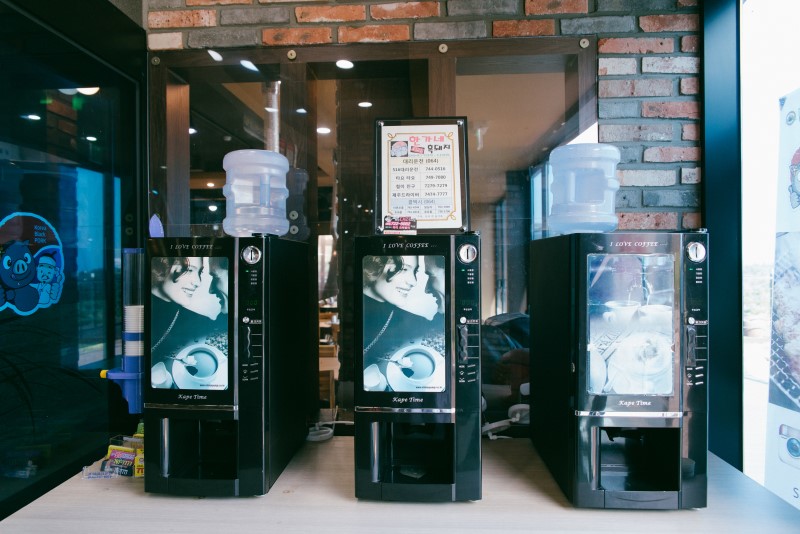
[529,231,708,509]
[354,233,482,501]
[144,236,309,497]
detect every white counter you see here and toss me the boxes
[2,437,798,533]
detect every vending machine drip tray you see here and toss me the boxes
[598,427,680,493]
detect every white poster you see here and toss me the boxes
[378,122,464,233]
[766,86,800,509]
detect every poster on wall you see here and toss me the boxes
[766,86,800,509]
[374,118,469,235]
[0,212,64,316]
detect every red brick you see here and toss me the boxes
[643,56,699,74]
[370,2,439,20]
[296,5,366,23]
[47,98,77,120]
[599,58,637,76]
[681,167,701,184]
[618,212,679,230]
[681,212,702,230]
[599,37,674,54]
[339,25,410,43]
[643,146,700,163]
[681,35,699,53]
[148,10,217,29]
[599,79,673,98]
[57,118,78,136]
[262,27,332,46]
[617,169,676,186]
[642,101,700,119]
[526,0,587,15]
[640,14,699,32]
[682,123,699,141]
[680,77,699,95]
[493,19,555,37]
[187,0,250,5]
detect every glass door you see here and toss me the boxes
[586,253,675,396]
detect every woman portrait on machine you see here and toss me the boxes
[362,254,445,393]
[149,256,229,391]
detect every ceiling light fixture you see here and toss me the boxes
[317,127,331,134]
[336,59,354,69]
[189,127,197,135]
[206,182,215,188]
[77,87,100,95]
[296,108,307,114]
[208,49,223,61]
[358,101,373,108]
[264,106,278,113]
[240,60,259,72]
[22,114,41,121]
[85,136,97,142]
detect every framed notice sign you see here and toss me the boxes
[375,117,469,234]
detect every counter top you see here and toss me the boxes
[2,437,798,533]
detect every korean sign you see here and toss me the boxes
[375,118,469,234]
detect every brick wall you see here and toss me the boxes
[145,0,703,229]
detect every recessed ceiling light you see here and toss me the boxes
[336,59,354,69]
[358,101,373,108]
[58,88,78,95]
[86,136,97,142]
[208,205,218,212]
[240,60,258,72]
[22,114,41,121]
[208,49,223,61]
[206,182,215,188]
[317,127,331,134]
[77,87,100,95]
[296,108,307,114]
[189,127,197,135]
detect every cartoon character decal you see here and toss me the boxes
[0,212,64,316]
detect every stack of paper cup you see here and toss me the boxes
[122,248,145,374]
[124,304,144,358]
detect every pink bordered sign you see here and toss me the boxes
[375,118,469,234]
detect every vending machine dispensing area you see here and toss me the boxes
[354,234,482,502]
[144,236,309,497]
[529,232,709,509]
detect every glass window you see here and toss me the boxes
[149,39,596,417]
[586,253,675,396]
[0,3,138,517]
[741,1,800,510]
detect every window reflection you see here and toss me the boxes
[0,3,137,517]
[150,39,597,417]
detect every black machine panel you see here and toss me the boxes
[144,236,309,497]
[354,233,481,502]
[530,231,708,509]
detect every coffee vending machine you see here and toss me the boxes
[353,117,481,501]
[354,233,481,501]
[529,232,708,509]
[144,236,309,497]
